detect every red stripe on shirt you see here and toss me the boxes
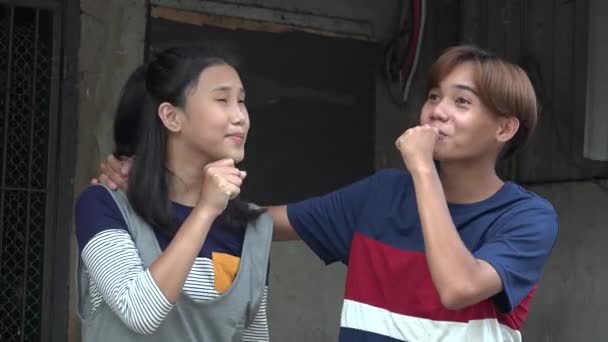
[343,232,534,330]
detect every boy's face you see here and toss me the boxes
[419,62,508,163]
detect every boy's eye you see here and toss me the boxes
[456,97,471,105]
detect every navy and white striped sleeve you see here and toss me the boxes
[242,286,269,341]
[75,186,173,334]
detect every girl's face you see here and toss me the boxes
[166,64,250,164]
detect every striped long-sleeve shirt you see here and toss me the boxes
[75,186,269,340]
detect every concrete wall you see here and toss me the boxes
[523,181,608,341]
[70,0,146,341]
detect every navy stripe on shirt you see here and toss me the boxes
[75,185,246,258]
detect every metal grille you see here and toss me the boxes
[0,5,54,342]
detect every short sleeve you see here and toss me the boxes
[474,202,559,313]
[74,185,128,252]
[286,170,396,264]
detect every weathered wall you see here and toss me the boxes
[524,181,608,341]
[69,0,146,341]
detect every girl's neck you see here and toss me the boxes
[165,138,210,206]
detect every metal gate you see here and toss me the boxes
[0,2,69,341]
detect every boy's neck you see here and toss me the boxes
[438,158,504,204]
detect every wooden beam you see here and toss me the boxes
[150,5,373,42]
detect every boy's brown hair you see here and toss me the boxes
[427,45,538,159]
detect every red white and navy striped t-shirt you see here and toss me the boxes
[287,169,558,342]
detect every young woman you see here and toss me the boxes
[76,46,272,341]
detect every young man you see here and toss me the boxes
[95,45,558,341]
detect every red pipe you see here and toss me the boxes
[401,0,421,79]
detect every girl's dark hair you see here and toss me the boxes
[113,46,263,236]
